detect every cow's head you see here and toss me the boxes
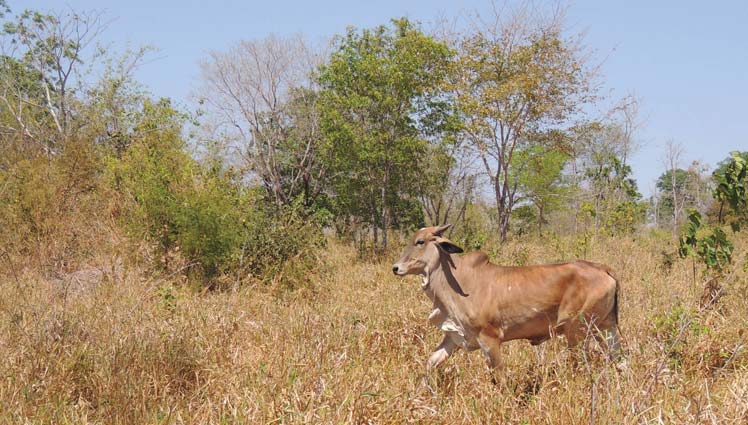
[392,224,464,276]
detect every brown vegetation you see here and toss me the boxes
[1,231,746,423]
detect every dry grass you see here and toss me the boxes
[1,233,747,424]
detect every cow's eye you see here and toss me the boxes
[415,239,425,246]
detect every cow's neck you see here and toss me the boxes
[422,254,470,320]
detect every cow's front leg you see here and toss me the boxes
[426,334,459,371]
[477,328,503,370]
[427,307,446,327]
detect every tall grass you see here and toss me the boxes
[1,231,746,423]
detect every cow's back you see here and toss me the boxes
[447,256,617,342]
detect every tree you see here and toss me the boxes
[196,34,325,208]
[712,151,748,230]
[654,162,711,231]
[418,140,477,229]
[82,45,153,155]
[513,143,569,236]
[317,18,453,249]
[453,6,594,242]
[0,9,107,150]
[660,140,685,232]
[567,120,644,235]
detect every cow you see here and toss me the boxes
[392,224,621,372]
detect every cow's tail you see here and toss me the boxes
[608,272,621,334]
[605,269,628,365]
[606,269,623,339]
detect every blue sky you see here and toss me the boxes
[15,0,748,196]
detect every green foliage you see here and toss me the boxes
[586,154,643,223]
[573,231,593,260]
[452,203,492,250]
[697,227,734,271]
[652,303,710,370]
[678,210,702,258]
[157,283,178,313]
[569,121,646,236]
[237,199,325,288]
[606,201,648,235]
[455,19,593,241]
[2,10,88,82]
[317,18,453,247]
[655,167,710,224]
[107,100,194,253]
[513,143,570,235]
[712,151,748,230]
[108,100,324,285]
[0,134,105,268]
[678,210,734,275]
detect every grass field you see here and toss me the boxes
[1,233,747,424]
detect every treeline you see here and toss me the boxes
[0,4,745,286]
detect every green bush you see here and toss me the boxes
[237,197,325,288]
[452,203,492,251]
[606,200,648,235]
[107,100,324,287]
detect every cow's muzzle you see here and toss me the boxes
[392,264,408,276]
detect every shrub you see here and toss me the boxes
[108,100,324,287]
[0,137,107,271]
[237,198,325,289]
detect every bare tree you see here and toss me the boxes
[419,141,479,228]
[664,140,685,233]
[196,34,325,208]
[606,95,643,167]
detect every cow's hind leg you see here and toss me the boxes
[560,318,585,349]
[426,334,459,371]
[598,325,625,367]
[559,318,588,366]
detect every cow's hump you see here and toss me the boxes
[463,251,489,267]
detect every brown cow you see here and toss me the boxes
[392,224,621,371]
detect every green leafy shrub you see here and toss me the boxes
[453,203,491,251]
[606,200,648,235]
[652,303,711,370]
[678,210,734,275]
[237,198,325,289]
[107,100,323,287]
[713,151,747,231]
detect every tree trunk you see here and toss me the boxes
[495,178,509,243]
[671,170,676,233]
[381,165,390,250]
[538,204,544,238]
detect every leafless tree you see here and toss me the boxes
[663,139,685,233]
[419,141,479,229]
[606,94,643,167]
[196,34,326,208]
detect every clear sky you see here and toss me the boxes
[14,0,748,196]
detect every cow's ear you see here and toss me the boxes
[436,237,463,254]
